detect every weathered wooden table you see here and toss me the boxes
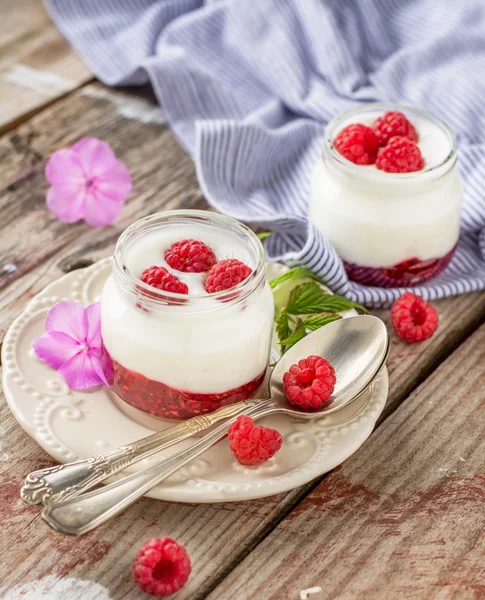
[1,4,484,599]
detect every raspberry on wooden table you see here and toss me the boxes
[228,415,283,466]
[376,136,424,173]
[132,537,191,597]
[333,123,379,165]
[141,266,189,294]
[205,259,252,293]
[283,355,336,410]
[165,239,216,273]
[373,111,418,146]
[391,292,438,343]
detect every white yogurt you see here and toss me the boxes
[309,105,463,269]
[101,216,274,394]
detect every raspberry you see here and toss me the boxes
[132,537,191,597]
[205,259,252,294]
[373,111,418,146]
[333,124,379,165]
[376,136,424,173]
[391,292,438,343]
[141,266,188,294]
[228,415,283,466]
[165,239,216,273]
[283,355,336,410]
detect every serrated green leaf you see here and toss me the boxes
[269,266,322,290]
[303,313,342,331]
[285,282,332,314]
[280,318,307,350]
[275,310,290,345]
[310,296,367,313]
[257,232,272,241]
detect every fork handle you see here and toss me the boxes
[21,399,264,506]
[42,402,275,536]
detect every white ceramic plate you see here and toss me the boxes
[2,259,388,503]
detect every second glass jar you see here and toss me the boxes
[101,210,274,420]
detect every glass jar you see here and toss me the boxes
[101,210,274,420]
[309,103,463,287]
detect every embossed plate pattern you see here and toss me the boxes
[2,259,388,503]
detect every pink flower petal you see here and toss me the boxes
[83,189,124,228]
[95,160,133,203]
[45,149,85,191]
[32,331,82,370]
[89,347,113,387]
[45,300,88,342]
[58,349,105,390]
[46,186,86,223]
[72,138,117,178]
[85,303,102,348]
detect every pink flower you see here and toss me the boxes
[45,137,132,227]
[33,301,113,390]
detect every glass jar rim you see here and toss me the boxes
[323,102,458,182]
[112,209,267,308]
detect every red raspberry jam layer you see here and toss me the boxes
[344,244,457,288]
[110,360,266,420]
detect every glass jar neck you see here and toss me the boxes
[112,210,267,313]
[323,102,458,193]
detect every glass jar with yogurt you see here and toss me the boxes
[309,103,463,287]
[101,210,274,420]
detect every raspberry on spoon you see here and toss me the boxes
[391,292,438,343]
[373,111,418,146]
[141,265,188,294]
[228,415,283,465]
[132,537,191,597]
[283,355,336,410]
[333,123,379,165]
[165,239,216,273]
[205,259,252,293]
[376,136,424,173]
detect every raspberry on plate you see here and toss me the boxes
[141,265,189,294]
[376,136,424,173]
[165,239,216,273]
[391,292,438,343]
[205,259,252,293]
[228,415,283,466]
[333,123,379,165]
[132,537,191,597]
[283,355,336,410]
[373,111,418,146]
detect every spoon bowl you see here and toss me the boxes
[268,314,389,417]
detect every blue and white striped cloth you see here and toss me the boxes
[47,0,485,307]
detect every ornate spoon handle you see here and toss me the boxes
[21,399,264,506]
[42,401,276,536]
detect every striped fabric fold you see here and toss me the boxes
[46,0,485,306]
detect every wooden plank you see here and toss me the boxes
[0,0,92,133]
[208,321,485,600]
[0,83,484,599]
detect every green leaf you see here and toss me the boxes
[310,296,368,313]
[269,266,322,290]
[303,313,342,331]
[280,318,307,350]
[257,232,272,241]
[285,282,332,314]
[275,310,291,345]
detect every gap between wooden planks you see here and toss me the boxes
[0,0,93,135]
[0,83,485,600]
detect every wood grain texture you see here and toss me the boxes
[0,1,92,133]
[208,321,485,600]
[0,82,485,599]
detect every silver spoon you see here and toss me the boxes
[40,315,388,536]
